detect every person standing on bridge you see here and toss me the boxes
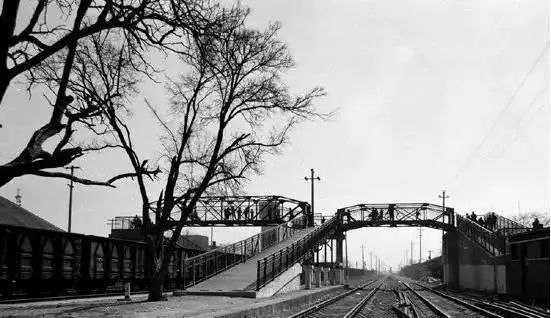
[370,208,377,221]
[532,218,543,229]
[388,204,395,221]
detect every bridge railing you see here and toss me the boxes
[339,203,454,229]
[490,213,528,236]
[181,216,307,289]
[255,215,338,290]
[157,196,311,226]
[456,215,505,256]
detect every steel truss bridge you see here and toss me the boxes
[336,203,455,232]
[153,195,312,227]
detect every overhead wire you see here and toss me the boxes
[452,41,550,186]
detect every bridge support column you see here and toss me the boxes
[313,267,322,288]
[336,235,344,265]
[322,267,330,286]
[302,265,313,289]
[443,230,459,288]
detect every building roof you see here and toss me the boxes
[0,195,64,232]
[176,235,208,251]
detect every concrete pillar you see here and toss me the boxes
[443,231,459,288]
[322,267,330,286]
[302,265,313,289]
[334,267,344,285]
[313,267,322,288]
[336,236,344,265]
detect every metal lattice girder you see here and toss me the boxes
[154,195,311,227]
[337,203,455,231]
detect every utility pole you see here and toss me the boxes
[65,166,80,233]
[410,241,413,265]
[370,251,373,270]
[419,226,422,263]
[361,245,366,270]
[439,190,450,238]
[304,169,321,214]
[439,190,450,222]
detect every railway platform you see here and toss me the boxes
[0,285,344,317]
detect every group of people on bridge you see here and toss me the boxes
[368,206,396,222]
[466,212,498,231]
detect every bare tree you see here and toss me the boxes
[512,211,550,227]
[0,0,231,187]
[94,7,327,300]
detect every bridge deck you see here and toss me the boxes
[187,226,317,292]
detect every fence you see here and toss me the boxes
[256,215,338,290]
[181,216,306,289]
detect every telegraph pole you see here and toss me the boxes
[361,245,366,270]
[304,169,321,214]
[410,241,414,265]
[370,251,373,270]
[66,166,80,233]
[439,190,450,238]
[419,226,422,263]
[439,190,449,220]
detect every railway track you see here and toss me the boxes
[289,278,384,318]
[289,275,548,318]
[407,281,549,318]
[417,285,550,318]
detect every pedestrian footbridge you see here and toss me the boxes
[176,199,536,299]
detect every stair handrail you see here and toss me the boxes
[255,215,339,290]
[456,215,504,256]
[485,213,528,236]
[181,215,308,289]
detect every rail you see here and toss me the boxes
[456,215,505,256]
[181,216,307,289]
[256,215,339,290]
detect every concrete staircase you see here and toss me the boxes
[184,226,317,296]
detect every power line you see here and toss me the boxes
[458,41,549,174]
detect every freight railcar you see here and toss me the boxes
[0,224,205,300]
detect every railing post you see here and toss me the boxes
[271,254,275,280]
[233,244,236,265]
[204,254,207,278]
[263,258,267,287]
[182,259,186,289]
[192,258,196,286]
[286,246,289,269]
[242,240,246,263]
[256,260,261,290]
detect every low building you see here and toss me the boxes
[108,216,209,254]
[0,195,63,231]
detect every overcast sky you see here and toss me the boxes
[0,0,548,270]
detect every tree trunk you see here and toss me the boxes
[145,235,169,301]
[148,274,165,301]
